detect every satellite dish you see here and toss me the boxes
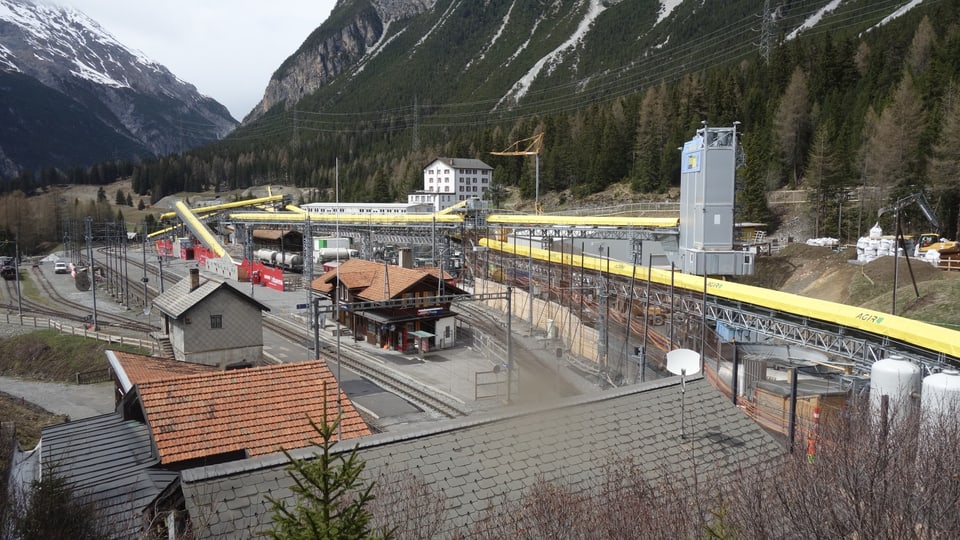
[667,349,701,376]
[143,306,151,316]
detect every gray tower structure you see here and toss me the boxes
[678,124,754,276]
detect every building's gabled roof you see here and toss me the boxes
[152,274,270,319]
[42,413,179,539]
[310,258,466,300]
[136,361,370,465]
[180,377,783,538]
[426,157,493,171]
[107,350,216,394]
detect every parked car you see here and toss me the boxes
[54,261,68,274]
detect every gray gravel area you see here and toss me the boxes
[0,320,115,420]
[0,377,114,420]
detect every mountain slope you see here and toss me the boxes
[0,0,236,178]
[247,0,934,125]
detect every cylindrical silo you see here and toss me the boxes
[921,369,960,417]
[870,357,921,417]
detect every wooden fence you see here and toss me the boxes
[1,313,157,355]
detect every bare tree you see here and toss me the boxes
[724,399,960,539]
[368,470,446,540]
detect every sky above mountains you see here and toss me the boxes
[59,0,337,120]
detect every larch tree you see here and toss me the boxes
[858,71,925,217]
[773,67,812,187]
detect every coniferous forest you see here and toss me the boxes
[3,0,960,245]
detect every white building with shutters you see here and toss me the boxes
[407,157,493,211]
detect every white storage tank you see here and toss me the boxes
[870,357,921,416]
[921,369,960,417]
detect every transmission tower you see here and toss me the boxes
[759,0,778,63]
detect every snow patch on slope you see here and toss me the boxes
[657,0,683,26]
[786,0,841,41]
[467,0,517,70]
[498,0,607,107]
[875,0,926,28]
[414,0,461,50]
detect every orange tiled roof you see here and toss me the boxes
[136,361,370,465]
[110,351,216,387]
[310,258,462,301]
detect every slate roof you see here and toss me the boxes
[180,377,783,538]
[310,258,466,300]
[42,413,179,539]
[136,361,370,465]
[107,350,216,394]
[152,274,270,319]
[427,157,493,171]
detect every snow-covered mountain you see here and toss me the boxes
[0,0,236,178]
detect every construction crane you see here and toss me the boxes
[491,132,544,214]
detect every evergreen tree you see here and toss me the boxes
[805,121,845,239]
[15,471,110,540]
[265,400,390,540]
[137,198,146,211]
[96,186,107,203]
[928,82,960,239]
[114,189,125,206]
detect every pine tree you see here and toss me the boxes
[265,398,391,540]
[806,121,845,238]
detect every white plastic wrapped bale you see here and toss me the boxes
[869,222,883,239]
[805,237,839,247]
[924,248,941,267]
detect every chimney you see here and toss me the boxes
[189,268,200,292]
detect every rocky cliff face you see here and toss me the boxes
[246,0,436,122]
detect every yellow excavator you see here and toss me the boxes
[915,232,960,257]
[880,192,959,263]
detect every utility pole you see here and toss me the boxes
[506,286,513,404]
[123,221,130,308]
[85,217,98,331]
[141,221,150,308]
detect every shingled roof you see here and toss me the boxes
[42,413,180,539]
[180,377,783,538]
[152,273,270,319]
[310,258,465,300]
[135,361,370,465]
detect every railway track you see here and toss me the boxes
[453,301,582,398]
[1,264,157,334]
[264,314,468,419]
